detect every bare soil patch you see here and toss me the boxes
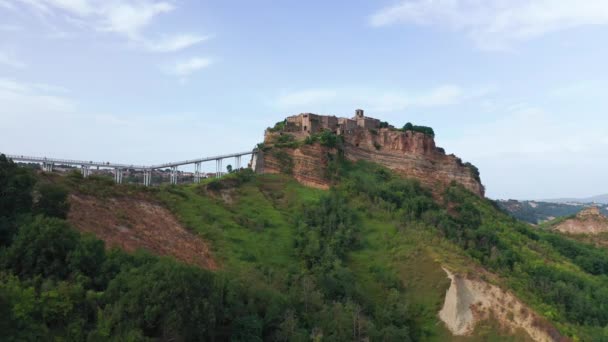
[439,268,566,342]
[67,194,217,270]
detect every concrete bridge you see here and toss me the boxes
[5,150,257,186]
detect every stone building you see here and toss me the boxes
[284,109,379,136]
[354,109,380,130]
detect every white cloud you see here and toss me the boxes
[146,34,210,53]
[274,85,490,112]
[166,57,213,77]
[370,0,608,50]
[0,78,74,112]
[13,0,207,52]
[99,1,174,39]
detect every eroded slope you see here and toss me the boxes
[68,193,217,269]
[439,268,564,342]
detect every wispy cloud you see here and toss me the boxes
[0,78,74,112]
[165,57,213,78]
[370,0,608,50]
[274,85,492,112]
[12,0,208,52]
[99,1,174,39]
[146,34,211,53]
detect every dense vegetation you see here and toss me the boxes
[4,152,608,340]
[0,155,417,341]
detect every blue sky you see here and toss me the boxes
[0,0,607,199]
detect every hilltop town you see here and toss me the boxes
[257,109,485,196]
[281,109,382,138]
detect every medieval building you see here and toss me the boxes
[284,109,380,137]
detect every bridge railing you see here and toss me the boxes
[6,154,148,169]
[4,149,258,186]
[148,151,255,169]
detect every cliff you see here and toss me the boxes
[256,116,485,197]
[342,128,484,197]
[255,142,335,190]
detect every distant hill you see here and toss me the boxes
[541,193,608,204]
[497,199,608,224]
[550,206,608,235]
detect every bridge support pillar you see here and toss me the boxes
[143,169,152,187]
[42,162,53,173]
[170,166,178,185]
[81,165,90,178]
[235,156,241,170]
[194,162,201,183]
[114,168,123,184]
[216,159,223,178]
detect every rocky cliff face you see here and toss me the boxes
[342,128,484,197]
[256,127,485,197]
[255,142,335,190]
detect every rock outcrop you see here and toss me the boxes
[554,206,608,234]
[256,115,484,197]
[439,268,565,341]
[342,128,484,196]
[255,143,335,190]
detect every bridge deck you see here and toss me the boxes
[5,150,256,170]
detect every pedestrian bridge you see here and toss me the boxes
[5,150,257,186]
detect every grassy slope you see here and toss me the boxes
[56,162,608,340]
[151,172,533,341]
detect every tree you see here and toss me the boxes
[34,183,70,219]
[3,216,79,279]
[0,154,36,218]
[101,259,217,340]
[226,164,233,173]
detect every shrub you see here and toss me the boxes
[274,134,300,148]
[318,131,341,148]
[34,183,70,219]
[464,162,481,182]
[268,120,286,132]
[402,122,435,137]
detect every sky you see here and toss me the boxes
[0,0,607,200]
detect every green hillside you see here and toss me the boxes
[3,154,608,340]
